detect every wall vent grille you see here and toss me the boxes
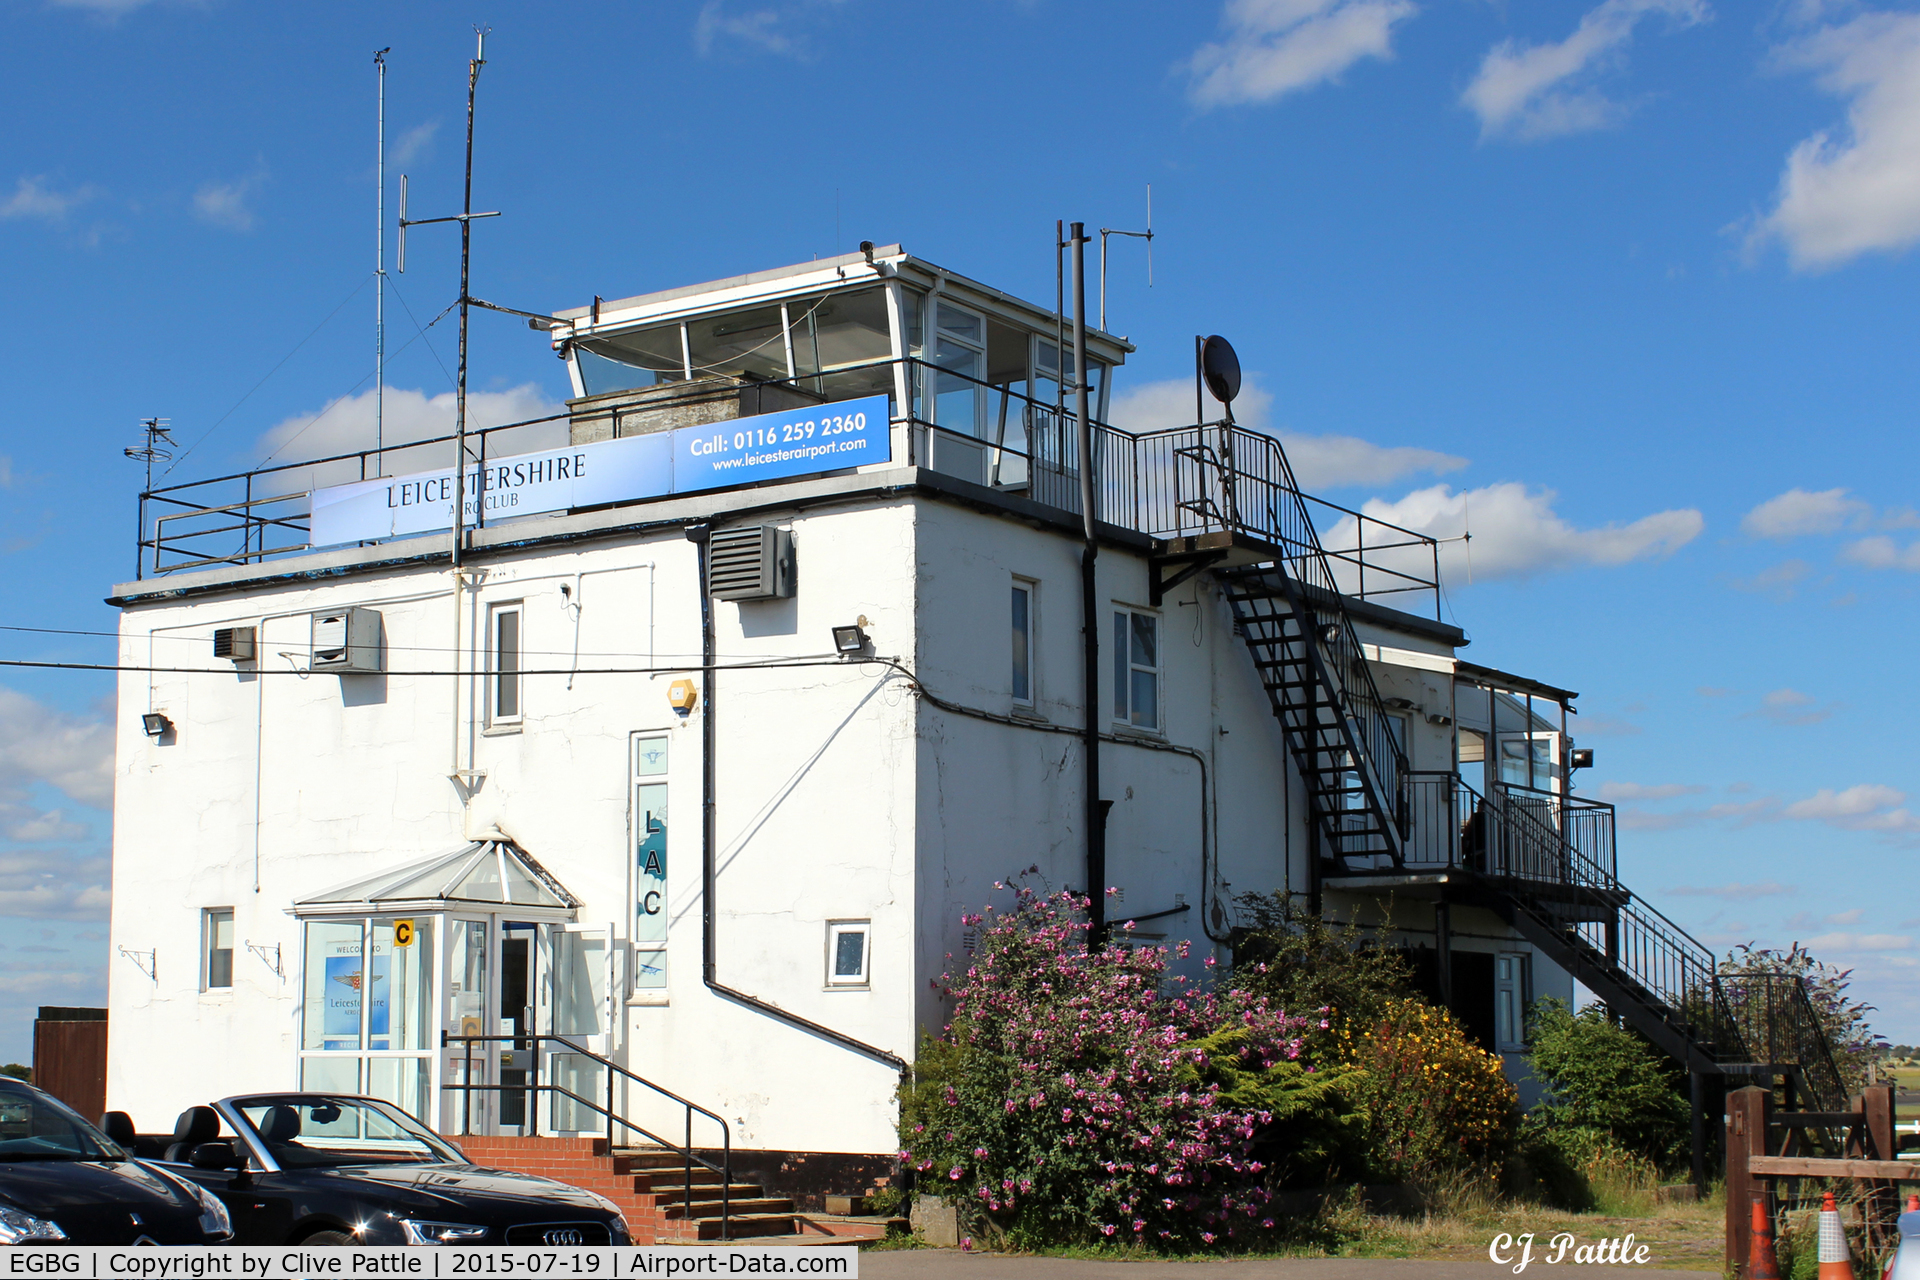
[708,526,794,601]
[213,626,256,661]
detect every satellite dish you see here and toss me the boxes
[1201,335,1241,409]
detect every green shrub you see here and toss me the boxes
[1523,998,1688,1170]
[899,881,1363,1250]
[1332,996,1519,1182]
[1228,892,1412,1059]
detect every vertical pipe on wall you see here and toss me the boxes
[1070,223,1104,939]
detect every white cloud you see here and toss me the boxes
[1826,908,1865,925]
[1593,781,1708,801]
[254,384,566,494]
[1801,931,1913,951]
[1668,880,1795,900]
[1106,377,1467,490]
[1747,686,1836,726]
[0,851,109,922]
[1339,481,1702,581]
[1781,783,1920,832]
[0,686,113,810]
[694,2,797,57]
[1729,558,1812,600]
[193,171,265,232]
[1842,535,1920,570]
[389,122,438,168]
[1751,10,1920,268]
[0,176,99,223]
[1741,486,1870,537]
[1185,0,1419,108]
[1463,0,1708,141]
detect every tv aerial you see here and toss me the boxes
[1098,185,1153,333]
[124,417,175,492]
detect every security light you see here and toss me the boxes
[1319,624,1341,646]
[832,624,869,655]
[1570,748,1594,770]
[141,712,174,737]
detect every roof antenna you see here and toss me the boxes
[125,417,175,494]
[374,47,391,474]
[397,26,500,568]
[1099,183,1153,333]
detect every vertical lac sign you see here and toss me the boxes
[634,737,669,990]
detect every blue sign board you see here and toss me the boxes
[310,394,893,547]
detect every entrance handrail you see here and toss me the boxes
[441,1031,733,1240]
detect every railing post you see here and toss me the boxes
[684,1110,694,1242]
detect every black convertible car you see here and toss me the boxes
[0,1076,233,1244]
[133,1093,631,1245]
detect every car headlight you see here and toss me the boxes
[399,1220,489,1245]
[0,1204,69,1244]
[183,1179,234,1240]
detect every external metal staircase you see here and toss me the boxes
[1139,422,1849,1111]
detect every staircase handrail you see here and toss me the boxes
[1161,423,1409,860]
[1714,973,1849,1110]
[442,1031,733,1241]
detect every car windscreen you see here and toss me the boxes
[0,1081,123,1161]
[233,1096,462,1169]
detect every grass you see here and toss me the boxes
[866,1169,1729,1270]
[1332,1174,1725,1272]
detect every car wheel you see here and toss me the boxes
[301,1230,355,1246]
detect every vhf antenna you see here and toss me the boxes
[124,417,175,493]
[374,47,390,474]
[397,26,499,570]
[1099,184,1153,333]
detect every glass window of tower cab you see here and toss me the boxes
[552,244,1132,495]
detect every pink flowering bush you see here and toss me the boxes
[899,880,1361,1249]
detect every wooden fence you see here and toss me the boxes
[1724,1083,1914,1276]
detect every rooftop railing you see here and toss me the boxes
[131,358,1442,619]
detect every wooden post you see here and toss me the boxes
[1726,1085,1771,1278]
[1863,1083,1897,1251]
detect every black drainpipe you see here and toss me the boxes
[684,524,907,1074]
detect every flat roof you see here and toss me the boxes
[552,246,1137,364]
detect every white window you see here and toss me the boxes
[1495,951,1531,1052]
[488,603,522,725]
[1113,608,1160,730]
[1011,580,1035,705]
[826,921,869,987]
[204,908,234,990]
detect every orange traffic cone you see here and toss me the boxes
[1750,1194,1782,1280]
[1817,1191,1853,1280]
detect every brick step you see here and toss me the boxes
[794,1214,906,1240]
[665,1196,793,1221]
[661,1214,797,1240]
[615,1155,729,1180]
[646,1182,764,1206]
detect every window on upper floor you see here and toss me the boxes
[1113,608,1160,730]
[204,908,234,990]
[827,921,869,987]
[1012,580,1035,706]
[489,603,523,726]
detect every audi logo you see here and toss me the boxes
[542,1228,586,1246]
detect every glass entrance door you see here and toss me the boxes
[498,923,539,1136]
[441,917,492,1135]
[545,924,616,1134]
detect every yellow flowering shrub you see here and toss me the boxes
[1332,997,1518,1181]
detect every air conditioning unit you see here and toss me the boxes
[311,607,383,673]
[708,526,794,601]
[213,626,256,662]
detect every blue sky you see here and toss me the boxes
[2,0,1919,1061]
